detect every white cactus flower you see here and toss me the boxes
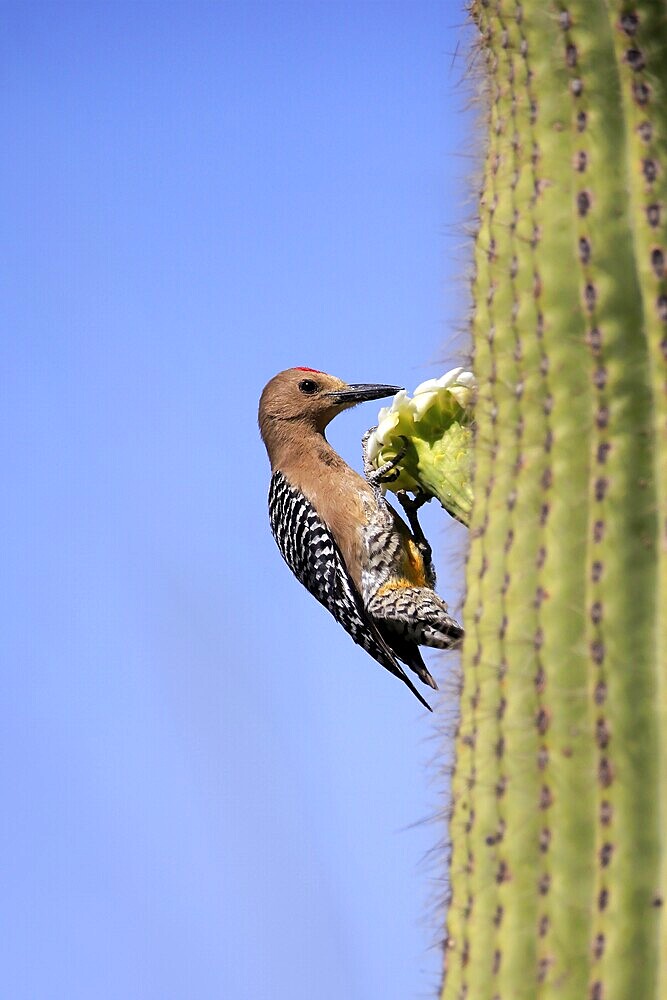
[446,369,477,408]
[365,388,412,463]
[366,367,477,525]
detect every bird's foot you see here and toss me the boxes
[396,487,430,519]
[363,434,408,487]
[396,488,435,579]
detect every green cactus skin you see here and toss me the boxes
[442,3,667,999]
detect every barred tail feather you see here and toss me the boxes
[368,585,463,652]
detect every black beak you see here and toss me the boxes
[325,383,403,405]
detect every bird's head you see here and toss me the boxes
[259,368,402,451]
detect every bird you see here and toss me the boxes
[258,367,463,709]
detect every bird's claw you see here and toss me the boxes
[365,434,408,486]
[378,466,401,484]
[396,487,430,515]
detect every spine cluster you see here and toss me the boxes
[442,3,667,998]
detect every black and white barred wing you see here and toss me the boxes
[267,472,430,708]
[268,472,381,651]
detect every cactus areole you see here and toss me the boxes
[441,3,667,999]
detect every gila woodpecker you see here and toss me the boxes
[258,367,463,710]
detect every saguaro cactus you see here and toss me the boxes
[439,3,667,999]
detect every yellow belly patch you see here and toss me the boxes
[375,578,416,597]
[375,540,428,596]
[405,540,428,588]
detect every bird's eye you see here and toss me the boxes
[298,379,320,394]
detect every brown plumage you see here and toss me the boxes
[259,367,463,710]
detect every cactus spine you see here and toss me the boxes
[442,3,667,998]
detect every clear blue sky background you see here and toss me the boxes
[3,3,474,998]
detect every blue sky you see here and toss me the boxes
[3,3,473,997]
